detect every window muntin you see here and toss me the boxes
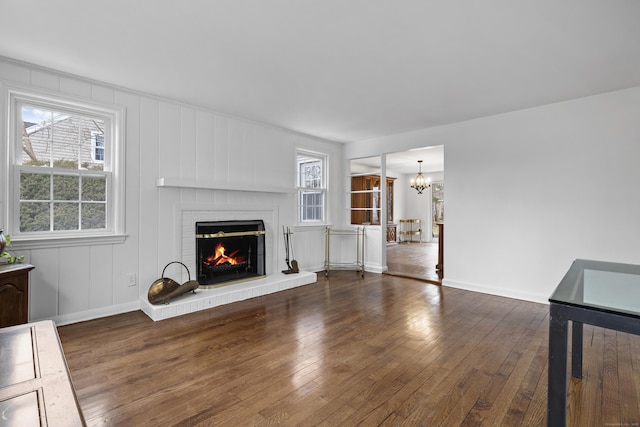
[7,88,124,239]
[296,151,327,224]
[18,169,107,232]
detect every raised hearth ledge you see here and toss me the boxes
[157,177,294,194]
[141,271,317,321]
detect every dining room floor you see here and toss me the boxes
[385,239,442,284]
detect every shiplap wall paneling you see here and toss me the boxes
[89,245,114,308]
[58,246,91,315]
[138,97,161,301]
[213,115,230,183]
[114,90,141,304]
[28,248,60,320]
[156,102,183,281]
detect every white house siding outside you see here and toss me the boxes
[22,115,104,170]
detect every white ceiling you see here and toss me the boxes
[351,146,444,175]
[1,1,639,145]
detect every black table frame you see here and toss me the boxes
[548,286,640,426]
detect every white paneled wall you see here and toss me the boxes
[0,57,344,325]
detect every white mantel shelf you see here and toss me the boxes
[141,271,317,321]
[157,177,294,194]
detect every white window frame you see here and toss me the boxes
[296,149,327,225]
[2,85,126,245]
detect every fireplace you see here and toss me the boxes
[196,220,266,288]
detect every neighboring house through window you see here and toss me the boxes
[296,150,327,224]
[92,131,105,162]
[4,87,125,239]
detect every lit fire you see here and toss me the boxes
[204,243,246,266]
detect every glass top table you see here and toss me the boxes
[548,259,640,426]
[550,258,640,316]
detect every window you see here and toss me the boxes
[431,181,444,238]
[92,132,105,162]
[296,150,327,223]
[5,87,125,239]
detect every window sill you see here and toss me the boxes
[8,234,128,251]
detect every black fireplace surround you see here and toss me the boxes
[196,220,266,287]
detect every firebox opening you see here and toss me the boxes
[196,220,266,288]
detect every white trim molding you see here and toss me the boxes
[442,278,549,305]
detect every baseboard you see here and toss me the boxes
[312,264,386,274]
[365,265,387,274]
[442,278,549,305]
[42,301,141,327]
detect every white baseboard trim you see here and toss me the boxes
[365,265,387,274]
[442,278,549,305]
[41,301,141,327]
[311,264,385,274]
[307,264,325,273]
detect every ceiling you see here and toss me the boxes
[1,1,639,145]
[351,146,444,175]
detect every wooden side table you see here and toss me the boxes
[0,263,35,327]
[0,320,86,426]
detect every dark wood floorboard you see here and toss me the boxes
[385,241,442,284]
[57,271,640,426]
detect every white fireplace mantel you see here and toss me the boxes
[157,177,294,194]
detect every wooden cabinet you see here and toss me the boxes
[386,224,397,242]
[0,263,35,327]
[351,175,396,241]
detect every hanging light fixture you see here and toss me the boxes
[410,160,430,194]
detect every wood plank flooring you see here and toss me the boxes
[57,271,640,426]
[385,242,442,284]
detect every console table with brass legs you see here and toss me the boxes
[324,226,365,277]
[398,219,422,243]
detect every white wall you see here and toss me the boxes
[346,86,640,303]
[0,57,343,325]
[398,171,444,243]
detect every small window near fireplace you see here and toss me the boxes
[196,220,266,288]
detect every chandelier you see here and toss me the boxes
[410,160,430,194]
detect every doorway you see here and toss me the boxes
[350,146,444,284]
[386,183,443,284]
[383,146,444,284]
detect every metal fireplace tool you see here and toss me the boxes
[282,226,299,274]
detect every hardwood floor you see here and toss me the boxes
[386,241,442,284]
[57,272,640,426]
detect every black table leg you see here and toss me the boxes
[548,303,568,427]
[571,321,583,378]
